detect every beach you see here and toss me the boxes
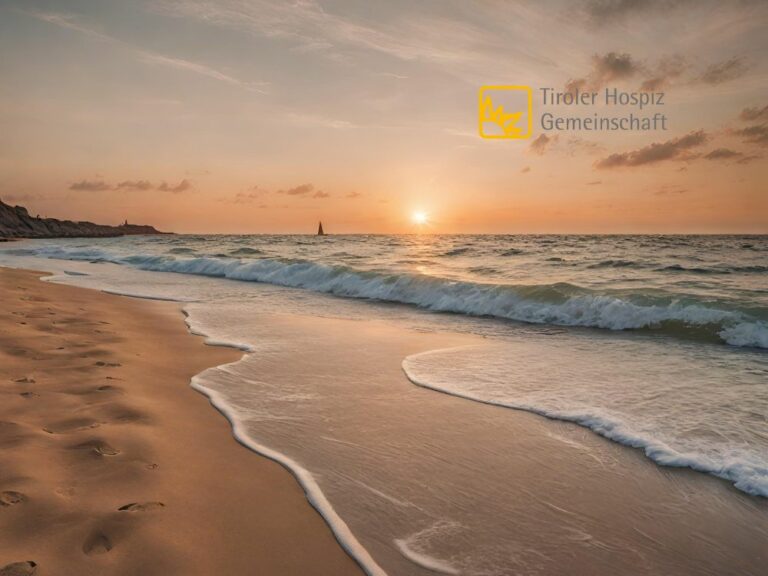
[0,233,767,575]
[0,267,362,576]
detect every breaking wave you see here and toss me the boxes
[15,245,768,349]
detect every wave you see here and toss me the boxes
[588,259,643,269]
[186,332,386,576]
[657,264,768,274]
[228,247,265,256]
[13,246,768,349]
[442,247,471,256]
[402,346,768,498]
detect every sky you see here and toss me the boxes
[0,0,766,233]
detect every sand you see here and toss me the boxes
[199,311,768,576]
[2,265,767,576]
[0,268,363,576]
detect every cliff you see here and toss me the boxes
[0,199,168,239]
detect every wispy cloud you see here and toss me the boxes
[595,130,708,168]
[640,55,689,91]
[654,184,688,196]
[529,134,558,156]
[115,180,153,191]
[740,105,768,122]
[157,179,193,193]
[696,57,750,86]
[152,0,552,81]
[567,51,750,94]
[27,10,267,93]
[701,148,761,164]
[69,178,193,192]
[733,124,768,146]
[580,0,690,26]
[69,179,111,191]
[284,112,356,130]
[566,52,643,93]
[703,148,742,160]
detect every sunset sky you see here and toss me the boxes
[1,0,766,233]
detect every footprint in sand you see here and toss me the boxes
[82,531,112,555]
[0,561,37,576]
[74,439,121,457]
[118,502,165,512]
[0,491,26,507]
[43,418,100,434]
[94,361,122,368]
[19,392,38,399]
[11,377,35,384]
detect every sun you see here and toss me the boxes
[412,211,428,225]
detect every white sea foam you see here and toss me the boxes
[2,239,766,575]
[394,522,461,575]
[402,344,768,498]
[14,245,768,349]
[190,339,387,576]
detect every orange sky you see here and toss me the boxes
[1,1,766,233]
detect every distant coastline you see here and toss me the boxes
[0,198,169,239]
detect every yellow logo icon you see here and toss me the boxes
[478,86,532,139]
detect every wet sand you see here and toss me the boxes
[2,265,767,576]
[0,268,362,576]
[194,311,768,576]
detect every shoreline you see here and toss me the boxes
[2,262,767,575]
[0,267,363,576]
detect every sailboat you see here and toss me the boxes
[317,221,326,236]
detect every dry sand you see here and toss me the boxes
[0,268,363,576]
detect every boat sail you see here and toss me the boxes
[317,221,325,236]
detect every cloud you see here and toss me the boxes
[154,0,498,69]
[736,154,762,165]
[521,166,531,173]
[740,105,768,122]
[733,124,768,146]
[284,112,356,129]
[313,190,331,198]
[567,137,605,156]
[586,180,602,185]
[703,148,742,160]
[28,11,267,93]
[640,55,689,91]
[696,57,749,85]
[595,130,708,168]
[654,185,688,196]
[566,52,643,93]
[115,180,153,191]
[581,0,687,25]
[529,133,558,155]
[223,191,262,204]
[346,191,362,198]
[137,52,267,93]
[157,179,193,193]
[69,180,111,191]
[568,51,747,95]
[278,183,315,196]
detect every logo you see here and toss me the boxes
[478,86,532,139]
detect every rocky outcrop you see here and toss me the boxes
[0,199,168,238]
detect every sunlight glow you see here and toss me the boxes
[412,211,428,225]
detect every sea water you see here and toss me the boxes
[1,234,766,574]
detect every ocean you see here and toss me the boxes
[2,234,766,575]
